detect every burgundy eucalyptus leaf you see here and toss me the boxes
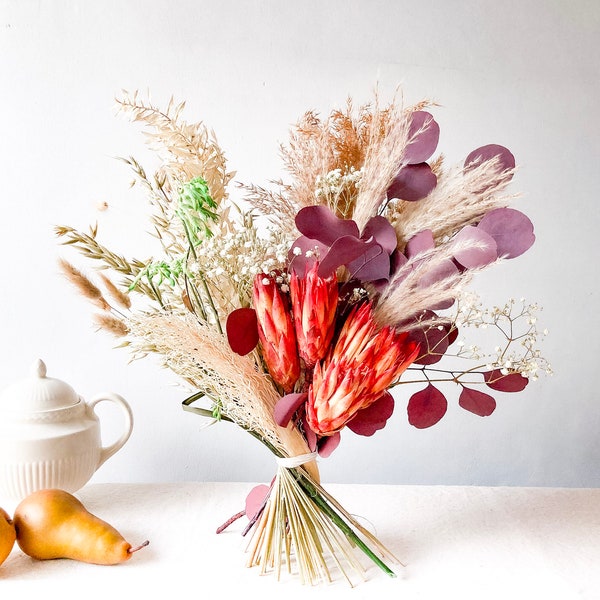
[245,484,270,519]
[407,383,448,429]
[459,386,497,417]
[405,229,435,259]
[317,432,341,457]
[405,111,440,164]
[452,225,498,269]
[226,308,259,355]
[477,207,535,259]
[409,324,450,365]
[347,392,395,436]
[483,369,529,392]
[295,205,359,247]
[464,144,515,178]
[387,163,437,202]
[362,215,398,254]
[273,392,308,427]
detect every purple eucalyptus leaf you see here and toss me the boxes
[288,236,329,275]
[347,392,395,436]
[295,205,359,247]
[405,111,440,164]
[464,144,515,177]
[301,415,318,451]
[318,432,341,457]
[274,393,307,427]
[405,229,435,259]
[477,207,535,259]
[347,243,391,282]
[417,258,459,289]
[362,215,398,253]
[226,308,258,355]
[452,225,498,269]
[317,235,371,278]
[459,386,497,417]
[407,383,448,429]
[387,163,437,202]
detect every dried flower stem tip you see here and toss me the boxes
[58,258,110,310]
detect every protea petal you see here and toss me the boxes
[253,273,300,392]
[290,261,338,367]
[306,302,420,436]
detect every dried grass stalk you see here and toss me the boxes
[58,258,110,310]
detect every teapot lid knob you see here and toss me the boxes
[31,358,47,379]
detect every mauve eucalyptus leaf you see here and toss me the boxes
[464,143,515,177]
[362,215,398,253]
[347,243,391,282]
[245,484,271,519]
[459,387,497,417]
[295,205,359,246]
[387,163,437,202]
[407,383,448,429]
[405,229,435,259]
[226,307,258,355]
[477,207,535,259]
[347,392,395,436]
[318,432,341,457]
[452,225,498,269]
[405,111,440,164]
[317,235,371,278]
[274,392,308,427]
[408,321,450,365]
[288,236,329,275]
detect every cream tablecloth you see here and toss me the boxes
[1,483,598,599]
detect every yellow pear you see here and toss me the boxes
[0,507,16,566]
[14,489,148,565]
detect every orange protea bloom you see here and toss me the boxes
[290,262,338,367]
[306,302,420,435]
[253,272,300,393]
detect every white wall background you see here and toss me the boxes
[0,0,598,488]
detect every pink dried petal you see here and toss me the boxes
[317,432,341,457]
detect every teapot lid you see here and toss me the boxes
[0,359,80,414]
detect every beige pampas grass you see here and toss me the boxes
[99,273,132,309]
[128,313,319,481]
[93,313,129,337]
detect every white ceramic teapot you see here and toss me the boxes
[0,359,133,502]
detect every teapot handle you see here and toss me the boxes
[88,392,134,468]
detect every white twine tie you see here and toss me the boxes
[275,452,318,469]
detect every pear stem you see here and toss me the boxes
[128,540,150,554]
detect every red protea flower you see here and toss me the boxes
[306,302,420,435]
[290,262,338,367]
[253,272,300,392]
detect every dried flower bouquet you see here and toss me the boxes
[57,89,550,585]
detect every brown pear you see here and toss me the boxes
[14,489,148,565]
[0,507,16,566]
